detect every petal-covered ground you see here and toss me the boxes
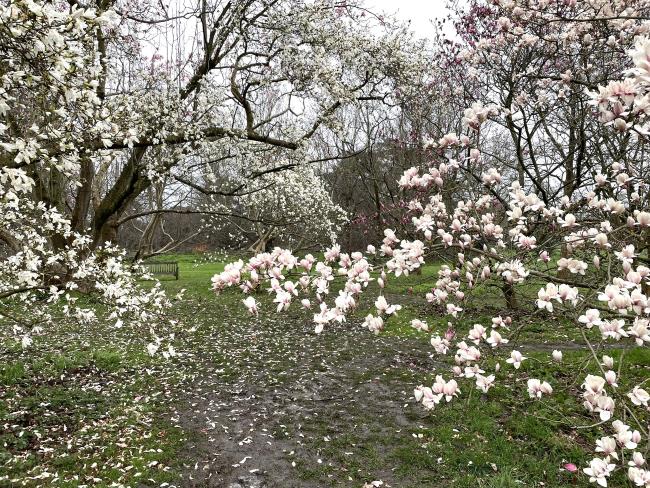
[2,258,647,487]
[173,306,441,487]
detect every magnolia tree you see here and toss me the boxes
[0,1,177,350]
[0,0,426,346]
[202,164,346,252]
[401,0,650,216]
[213,1,650,486]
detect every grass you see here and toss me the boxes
[0,332,185,484]
[1,252,648,487]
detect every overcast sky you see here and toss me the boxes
[365,0,449,39]
[143,1,451,58]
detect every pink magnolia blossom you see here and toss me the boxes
[506,350,526,369]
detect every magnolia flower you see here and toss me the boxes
[481,168,502,185]
[557,258,587,275]
[431,335,450,355]
[636,211,650,227]
[496,16,511,31]
[579,309,602,328]
[468,323,486,344]
[486,330,508,348]
[536,283,558,311]
[627,467,650,486]
[602,355,614,369]
[600,319,628,340]
[383,228,398,245]
[559,213,577,227]
[595,437,618,460]
[475,374,495,393]
[432,376,461,402]
[464,364,485,378]
[583,375,607,396]
[456,342,481,363]
[243,296,258,316]
[552,350,563,362]
[375,295,401,315]
[498,259,529,283]
[438,132,459,147]
[411,319,429,332]
[506,350,526,369]
[491,316,511,328]
[446,303,463,317]
[596,395,615,421]
[313,316,327,335]
[362,314,384,334]
[324,244,341,262]
[274,290,292,312]
[584,457,616,487]
[615,245,637,265]
[629,451,646,468]
[629,319,650,346]
[594,255,601,268]
[593,232,610,248]
[612,421,641,450]
[628,386,650,407]
[527,379,553,399]
[284,280,298,296]
[414,385,436,410]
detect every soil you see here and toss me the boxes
[171,303,445,487]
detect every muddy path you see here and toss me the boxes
[167,295,606,488]
[168,300,446,488]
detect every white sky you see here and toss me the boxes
[141,1,452,64]
[365,0,449,39]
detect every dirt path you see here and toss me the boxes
[168,301,446,488]
[167,297,608,488]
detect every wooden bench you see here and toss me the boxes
[142,262,179,280]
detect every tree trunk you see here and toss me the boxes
[91,147,151,248]
[641,229,650,297]
[96,217,120,246]
[503,282,517,309]
[71,156,95,234]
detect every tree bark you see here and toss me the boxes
[503,282,517,309]
[71,156,95,234]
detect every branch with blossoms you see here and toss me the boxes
[213,59,650,488]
